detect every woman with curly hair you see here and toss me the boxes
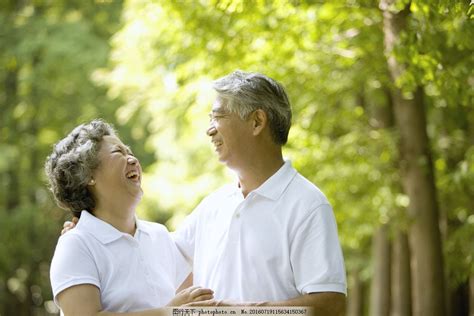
[45,119,212,315]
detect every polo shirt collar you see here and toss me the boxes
[135,218,152,235]
[77,210,149,244]
[233,160,296,201]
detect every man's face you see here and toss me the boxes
[207,98,254,169]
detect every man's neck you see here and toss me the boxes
[236,153,285,198]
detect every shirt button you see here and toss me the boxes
[235,213,240,218]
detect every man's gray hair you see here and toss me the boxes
[212,70,292,145]
[44,119,116,217]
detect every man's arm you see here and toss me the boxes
[186,292,346,316]
[259,292,346,316]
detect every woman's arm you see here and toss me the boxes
[57,284,213,316]
[176,273,193,293]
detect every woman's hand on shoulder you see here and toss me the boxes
[167,286,214,306]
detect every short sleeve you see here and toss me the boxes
[171,203,204,264]
[50,233,100,304]
[290,204,347,295]
[171,237,192,288]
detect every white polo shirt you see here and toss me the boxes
[173,161,346,302]
[50,211,190,312]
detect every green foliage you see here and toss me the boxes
[1,0,472,313]
[0,204,62,309]
[104,0,472,292]
[0,1,157,313]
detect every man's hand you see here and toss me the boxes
[167,286,214,306]
[61,216,78,235]
[184,299,224,307]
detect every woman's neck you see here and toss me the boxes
[93,199,138,235]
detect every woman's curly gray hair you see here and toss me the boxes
[45,119,116,217]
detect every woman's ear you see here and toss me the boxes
[252,109,267,136]
[88,178,96,186]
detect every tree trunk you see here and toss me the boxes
[391,230,412,316]
[348,268,365,316]
[26,53,42,205]
[380,1,447,315]
[469,275,474,316]
[4,68,20,211]
[448,281,469,316]
[370,225,391,316]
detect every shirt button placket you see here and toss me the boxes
[229,203,243,242]
[137,240,154,291]
[235,194,252,219]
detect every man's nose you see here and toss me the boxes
[207,125,217,136]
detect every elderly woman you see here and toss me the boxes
[45,119,212,315]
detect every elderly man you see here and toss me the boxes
[173,70,346,314]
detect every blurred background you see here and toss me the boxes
[0,0,472,315]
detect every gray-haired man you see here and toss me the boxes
[173,70,346,315]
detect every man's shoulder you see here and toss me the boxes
[201,183,235,203]
[287,171,330,207]
[186,183,236,221]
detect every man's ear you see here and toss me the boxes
[251,109,268,136]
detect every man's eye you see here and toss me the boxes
[210,115,223,121]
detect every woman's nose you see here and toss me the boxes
[127,156,138,165]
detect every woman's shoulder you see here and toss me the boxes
[57,228,89,246]
[137,219,170,235]
[53,229,96,258]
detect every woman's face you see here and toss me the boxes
[90,135,143,204]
